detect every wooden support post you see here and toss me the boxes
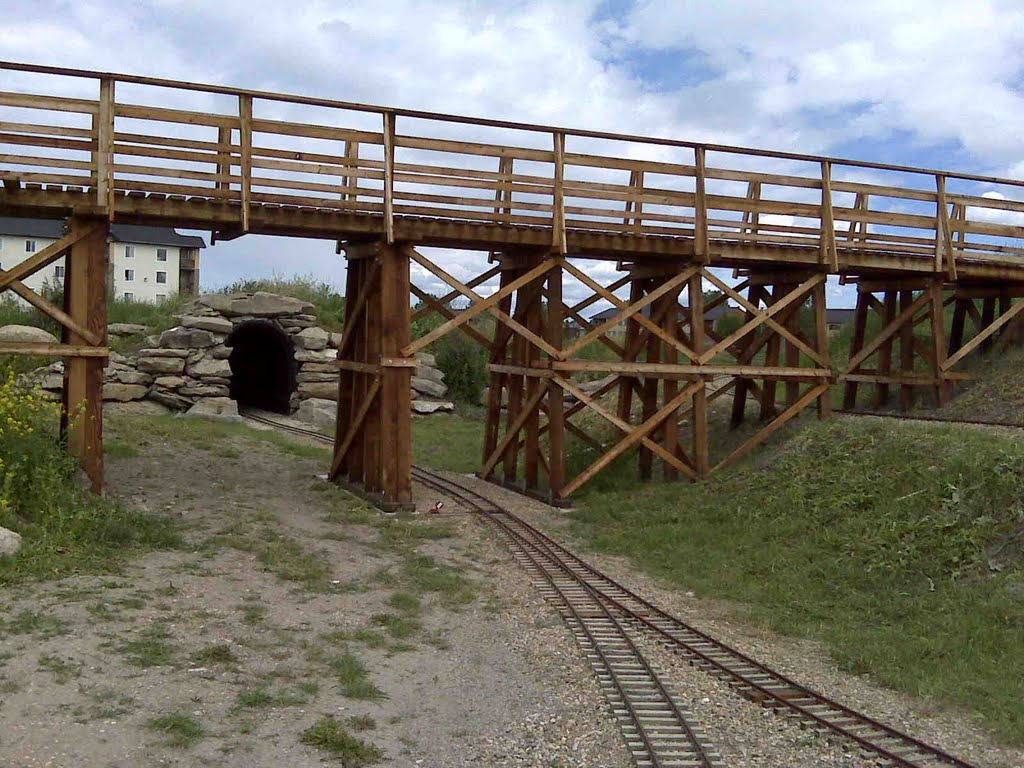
[843,290,870,409]
[544,262,566,495]
[689,271,709,477]
[981,297,996,353]
[760,284,782,420]
[238,95,253,232]
[482,264,517,476]
[898,290,915,410]
[96,78,115,214]
[813,277,832,418]
[875,291,897,407]
[61,216,109,494]
[378,244,412,504]
[639,279,657,480]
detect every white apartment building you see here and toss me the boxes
[0,217,205,303]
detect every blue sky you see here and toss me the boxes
[1,0,1022,308]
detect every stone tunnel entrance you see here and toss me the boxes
[226,320,298,414]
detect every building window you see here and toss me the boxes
[155,294,166,301]
[124,269,135,282]
[54,265,65,279]
[25,239,37,253]
[156,248,168,262]
[156,271,167,284]
[123,292,134,300]
[125,245,135,258]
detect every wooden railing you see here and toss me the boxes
[2,61,1024,273]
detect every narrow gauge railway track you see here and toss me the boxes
[240,408,978,768]
[239,409,723,767]
[836,409,1024,430]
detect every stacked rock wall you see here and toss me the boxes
[15,292,455,423]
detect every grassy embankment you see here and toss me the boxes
[0,374,181,585]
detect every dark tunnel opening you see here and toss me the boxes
[225,319,298,414]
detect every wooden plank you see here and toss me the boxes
[845,290,931,373]
[0,90,98,114]
[942,298,1024,371]
[545,262,566,494]
[552,131,566,254]
[330,378,381,476]
[383,112,395,244]
[714,383,829,472]
[238,95,252,231]
[60,216,108,494]
[480,382,548,478]
[688,271,709,477]
[334,360,381,374]
[820,160,837,270]
[0,343,108,357]
[403,251,558,357]
[694,146,708,262]
[561,381,702,496]
[377,242,412,504]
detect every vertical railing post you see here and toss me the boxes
[341,140,360,206]
[935,174,956,279]
[383,112,396,244]
[820,160,837,271]
[694,146,708,262]
[623,169,645,233]
[96,78,115,215]
[552,131,567,254]
[741,180,761,236]
[216,125,232,193]
[238,95,253,232]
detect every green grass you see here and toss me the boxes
[107,413,332,463]
[37,654,82,684]
[147,711,205,748]
[300,715,382,765]
[190,643,238,666]
[369,612,420,639]
[569,418,1024,744]
[119,623,176,668]
[216,523,331,591]
[412,413,484,473]
[234,685,306,710]
[328,651,385,701]
[0,610,69,639]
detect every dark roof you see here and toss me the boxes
[589,303,738,323]
[0,217,206,248]
[826,308,857,324]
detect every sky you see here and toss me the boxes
[2,0,1023,309]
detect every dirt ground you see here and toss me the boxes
[0,418,626,767]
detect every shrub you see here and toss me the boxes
[0,374,179,583]
[432,333,489,404]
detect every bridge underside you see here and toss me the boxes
[3,62,1024,506]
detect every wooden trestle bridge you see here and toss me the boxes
[2,62,1024,507]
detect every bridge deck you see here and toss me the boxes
[2,61,1024,282]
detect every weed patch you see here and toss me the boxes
[327,652,385,701]
[147,712,205,748]
[300,715,382,765]
[119,623,176,668]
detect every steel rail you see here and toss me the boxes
[409,466,978,768]
[236,410,977,768]
[836,409,1024,430]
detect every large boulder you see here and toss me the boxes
[0,324,58,345]
[297,371,338,383]
[187,358,233,379]
[179,383,230,398]
[102,383,149,402]
[107,367,153,386]
[106,400,171,416]
[180,315,234,334]
[153,376,187,389]
[295,398,338,430]
[137,356,186,375]
[157,327,216,349]
[411,377,448,399]
[199,292,314,318]
[298,381,338,401]
[0,527,22,558]
[182,397,240,421]
[148,389,193,411]
[412,399,455,415]
[414,352,437,368]
[108,323,147,336]
[416,364,445,384]
[137,348,190,358]
[295,349,336,364]
[295,326,330,351]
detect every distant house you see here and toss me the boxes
[0,217,205,303]
[825,307,857,333]
[587,302,741,340]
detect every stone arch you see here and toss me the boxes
[225,319,298,414]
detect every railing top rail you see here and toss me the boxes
[1,59,1022,190]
